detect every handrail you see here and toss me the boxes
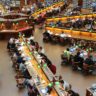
[32,1,64,17]
[46,14,96,22]
[45,26,96,41]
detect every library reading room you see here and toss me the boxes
[0,0,96,96]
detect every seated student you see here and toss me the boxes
[69,90,79,96]
[43,30,51,40]
[45,85,53,94]
[59,80,71,91]
[17,54,23,64]
[60,32,67,38]
[15,75,25,88]
[59,79,80,96]
[12,52,19,67]
[49,21,55,27]
[63,48,71,61]
[30,39,35,46]
[7,38,15,50]
[28,84,38,96]
[56,20,62,27]
[19,61,27,74]
[40,56,52,67]
[84,17,92,25]
[45,58,52,67]
[19,61,31,79]
[39,52,47,58]
[39,47,45,54]
[35,42,39,51]
[28,35,34,41]
[83,56,95,74]
[10,39,16,51]
[54,75,63,82]
[73,52,84,69]
[68,86,79,96]
[76,19,83,29]
[84,55,95,66]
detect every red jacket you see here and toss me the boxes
[49,64,56,75]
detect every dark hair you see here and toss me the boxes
[28,84,33,89]
[60,80,64,84]
[67,48,69,51]
[22,60,25,64]
[89,55,92,59]
[77,52,80,56]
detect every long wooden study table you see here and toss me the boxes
[0,26,33,39]
[32,1,64,18]
[45,27,96,41]
[20,37,69,96]
[46,14,96,24]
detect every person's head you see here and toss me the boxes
[39,46,42,50]
[59,20,61,22]
[35,42,38,45]
[48,63,52,67]
[77,52,80,56]
[67,48,69,51]
[13,39,15,43]
[59,75,62,80]
[30,39,33,42]
[28,84,33,89]
[18,53,21,57]
[60,80,64,84]
[22,60,26,64]
[61,31,64,34]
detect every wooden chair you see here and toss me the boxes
[15,75,25,89]
[72,61,80,71]
[83,63,93,75]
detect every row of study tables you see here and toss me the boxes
[45,14,96,96]
[45,13,96,41]
[45,27,96,41]
[46,14,96,23]
[0,1,64,39]
[32,1,64,18]
[19,36,69,96]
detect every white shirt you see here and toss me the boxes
[19,63,26,73]
[28,36,34,41]
[15,39,19,44]
[40,48,45,54]
[47,30,53,35]
[9,38,14,44]
[63,81,70,91]
[60,33,67,37]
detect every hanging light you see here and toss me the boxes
[55,82,60,85]
[38,65,41,68]
[43,63,47,67]
[48,83,53,87]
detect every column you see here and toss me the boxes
[20,0,25,8]
[25,0,27,5]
